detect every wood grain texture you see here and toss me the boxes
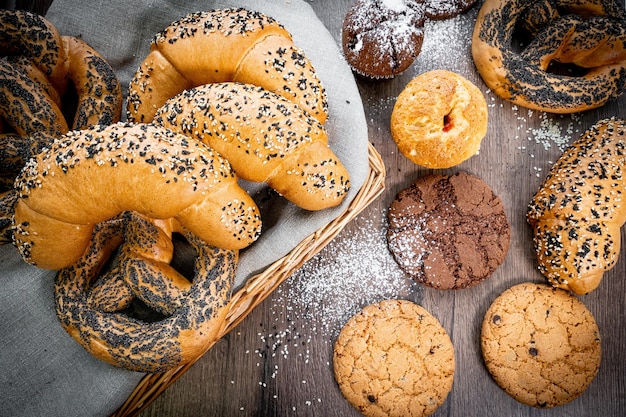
[13,0,626,416]
[137,1,626,416]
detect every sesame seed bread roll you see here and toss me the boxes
[527,118,626,294]
[154,82,350,211]
[12,122,262,269]
[127,8,328,124]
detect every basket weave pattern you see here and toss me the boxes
[113,142,385,417]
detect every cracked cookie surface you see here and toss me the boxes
[481,282,601,408]
[387,171,510,289]
[333,299,454,417]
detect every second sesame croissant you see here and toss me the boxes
[154,82,350,211]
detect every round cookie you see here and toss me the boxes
[425,0,478,20]
[390,69,488,168]
[481,282,602,408]
[342,0,426,79]
[386,172,510,290]
[333,299,454,417]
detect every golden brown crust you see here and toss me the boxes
[55,211,236,372]
[12,122,262,269]
[472,0,626,113]
[527,118,626,294]
[154,82,350,211]
[390,69,488,169]
[127,8,328,124]
[0,11,123,242]
[333,299,455,417]
[62,35,123,130]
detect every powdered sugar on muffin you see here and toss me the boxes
[342,0,426,78]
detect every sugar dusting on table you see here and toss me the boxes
[508,103,583,177]
[237,207,417,412]
[277,207,416,336]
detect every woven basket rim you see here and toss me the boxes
[112,142,385,417]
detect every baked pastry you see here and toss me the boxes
[55,211,237,372]
[527,117,626,295]
[472,0,626,113]
[0,10,122,132]
[127,8,327,124]
[390,69,488,168]
[0,10,122,242]
[425,0,478,20]
[61,35,123,129]
[341,0,426,79]
[387,172,510,289]
[154,82,351,211]
[333,299,454,417]
[0,60,67,142]
[0,9,68,95]
[12,122,262,270]
[481,282,601,408]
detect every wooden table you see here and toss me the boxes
[133,2,626,416]
[18,0,626,416]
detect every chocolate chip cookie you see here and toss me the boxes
[481,282,602,408]
[333,299,454,417]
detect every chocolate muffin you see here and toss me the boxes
[386,172,510,289]
[341,0,426,79]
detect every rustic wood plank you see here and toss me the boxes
[136,1,626,416]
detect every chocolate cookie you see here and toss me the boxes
[333,299,455,417]
[481,282,602,408]
[386,172,510,289]
[341,0,426,79]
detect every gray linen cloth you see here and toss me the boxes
[0,0,369,416]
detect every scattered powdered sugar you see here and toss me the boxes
[275,207,418,337]
[416,9,475,72]
[483,88,584,177]
[527,111,582,152]
[426,0,467,18]
[239,208,417,411]
[506,104,583,176]
[382,0,408,13]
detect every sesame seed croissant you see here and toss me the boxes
[12,122,262,270]
[527,118,626,294]
[127,8,328,124]
[154,82,350,211]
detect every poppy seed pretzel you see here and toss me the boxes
[472,0,626,113]
[0,10,122,137]
[0,9,68,94]
[527,118,626,295]
[55,211,237,372]
[127,8,328,124]
[12,122,262,270]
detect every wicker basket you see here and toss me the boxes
[113,142,385,416]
